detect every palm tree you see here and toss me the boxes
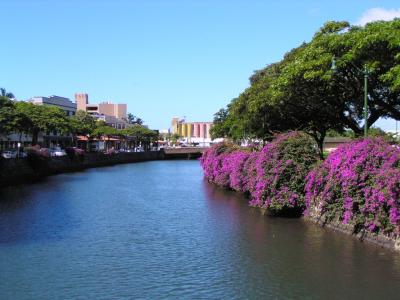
[135,117,144,125]
[127,113,135,124]
[126,113,144,125]
[0,88,15,99]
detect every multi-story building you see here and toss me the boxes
[1,93,132,151]
[1,96,77,150]
[28,95,77,147]
[75,93,127,119]
[91,113,128,130]
[75,93,89,111]
[0,131,35,151]
[171,117,215,146]
[29,95,77,116]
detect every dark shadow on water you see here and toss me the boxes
[0,176,78,245]
[266,206,303,218]
[201,179,249,206]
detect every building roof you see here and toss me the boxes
[30,95,77,109]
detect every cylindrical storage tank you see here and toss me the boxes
[182,123,187,137]
[194,124,199,137]
[178,124,182,136]
[187,123,193,137]
[206,123,211,139]
[199,123,205,138]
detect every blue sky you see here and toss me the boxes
[1,0,400,130]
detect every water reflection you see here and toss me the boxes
[201,177,400,299]
[0,175,80,244]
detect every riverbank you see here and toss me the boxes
[254,199,400,252]
[0,147,208,188]
[0,151,165,187]
[305,213,400,252]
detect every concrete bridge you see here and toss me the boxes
[163,147,208,159]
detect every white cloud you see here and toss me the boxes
[357,7,400,26]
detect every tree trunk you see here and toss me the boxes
[308,131,325,160]
[316,136,324,160]
[32,129,39,146]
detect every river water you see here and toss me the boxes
[0,160,399,299]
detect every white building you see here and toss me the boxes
[0,96,77,150]
[29,95,77,116]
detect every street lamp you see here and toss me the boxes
[331,56,370,137]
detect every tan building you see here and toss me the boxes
[75,93,89,111]
[92,114,128,130]
[98,102,127,119]
[75,93,127,119]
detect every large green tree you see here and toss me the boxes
[212,19,400,156]
[71,110,96,136]
[14,102,71,145]
[272,20,400,137]
[121,124,158,149]
[0,96,15,135]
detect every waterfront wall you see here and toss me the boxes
[0,151,165,187]
[257,206,400,251]
[163,147,207,160]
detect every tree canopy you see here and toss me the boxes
[70,110,97,136]
[211,19,400,156]
[0,88,15,99]
[14,102,71,145]
[0,96,16,135]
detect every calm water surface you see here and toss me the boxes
[0,161,400,299]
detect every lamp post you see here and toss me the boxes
[331,56,369,137]
[17,142,21,158]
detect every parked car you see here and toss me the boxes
[19,151,28,158]
[65,147,85,158]
[104,148,117,155]
[1,151,13,159]
[50,147,67,157]
[39,148,51,157]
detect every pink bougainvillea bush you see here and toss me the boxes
[225,151,251,191]
[201,132,320,215]
[200,142,243,187]
[305,138,400,235]
[248,132,319,214]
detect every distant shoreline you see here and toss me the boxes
[0,151,167,188]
